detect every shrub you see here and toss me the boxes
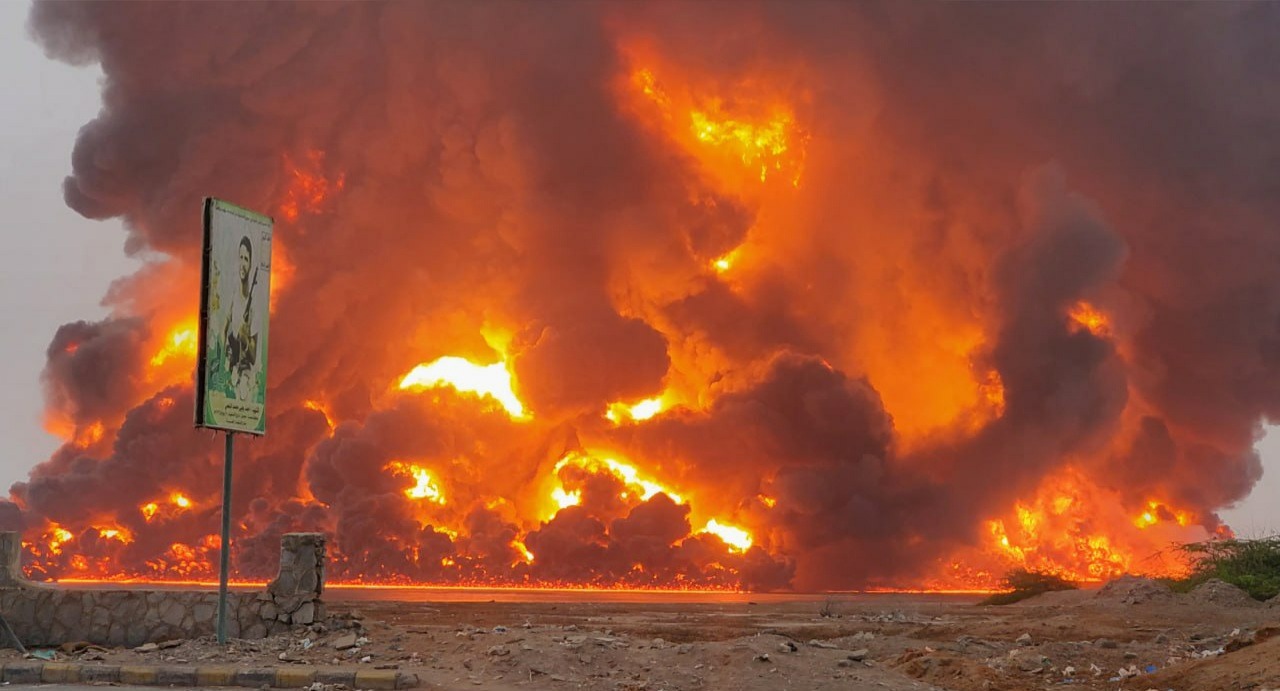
[978,568,1078,606]
[1177,536,1280,602]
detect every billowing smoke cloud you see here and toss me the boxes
[11,1,1280,589]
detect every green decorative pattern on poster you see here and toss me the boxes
[196,198,272,435]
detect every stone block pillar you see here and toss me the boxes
[0,532,26,588]
[264,533,326,628]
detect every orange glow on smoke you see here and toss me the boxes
[269,240,294,313]
[979,370,1006,421]
[280,150,345,222]
[399,356,526,418]
[1067,301,1110,336]
[75,421,105,447]
[303,399,334,427]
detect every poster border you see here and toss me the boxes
[194,197,273,436]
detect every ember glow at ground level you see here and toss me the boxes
[7,2,1280,593]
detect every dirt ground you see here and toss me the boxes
[10,577,1280,691]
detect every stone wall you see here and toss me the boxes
[0,532,326,647]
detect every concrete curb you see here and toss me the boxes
[0,661,420,688]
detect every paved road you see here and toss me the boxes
[17,687,214,691]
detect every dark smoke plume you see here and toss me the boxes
[13,1,1280,589]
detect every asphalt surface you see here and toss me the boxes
[17,687,197,691]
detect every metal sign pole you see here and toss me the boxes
[216,431,234,644]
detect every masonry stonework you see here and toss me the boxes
[0,532,326,647]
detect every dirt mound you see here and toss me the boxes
[1188,578,1261,607]
[889,649,1015,691]
[1093,575,1174,605]
[1011,589,1091,607]
[1142,634,1280,689]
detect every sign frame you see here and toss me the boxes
[194,197,273,435]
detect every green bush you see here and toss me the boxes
[978,568,1078,605]
[1178,536,1280,602]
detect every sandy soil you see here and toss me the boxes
[11,578,1280,691]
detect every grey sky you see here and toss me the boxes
[0,2,137,487]
[0,1,1276,535]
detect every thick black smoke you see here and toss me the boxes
[12,1,1279,588]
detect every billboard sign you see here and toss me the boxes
[195,198,272,435]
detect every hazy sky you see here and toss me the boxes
[0,2,1276,534]
[0,3,138,486]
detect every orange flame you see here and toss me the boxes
[47,526,74,556]
[149,321,198,367]
[1133,500,1191,529]
[400,356,526,418]
[513,540,535,564]
[974,469,1198,584]
[553,452,684,506]
[139,492,194,524]
[700,519,753,553]
[542,451,754,557]
[630,67,807,187]
[605,396,666,424]
[97,526,133,543]
[386,462,446,504]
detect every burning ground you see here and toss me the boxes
[9,2,1280,590]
